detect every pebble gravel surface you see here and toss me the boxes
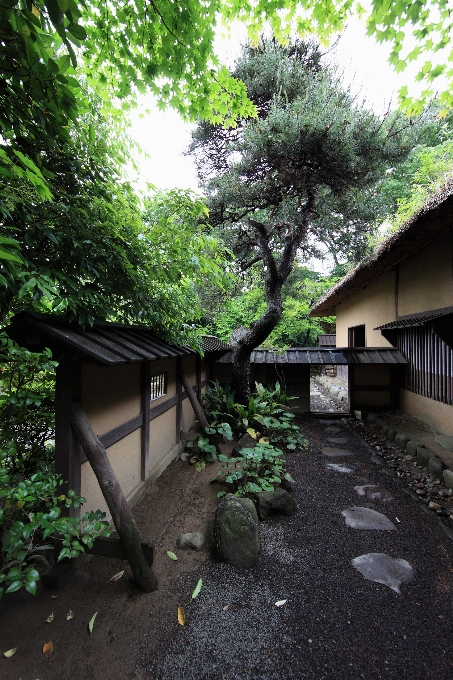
[140,416,453,680]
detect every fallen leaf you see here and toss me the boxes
[275,600,287,607]
[191,577,202,600]
[222,605,229,611]
[88,612,98,636]
[108,570,124,582]
[177,606,185,626]
[166,551,178,561]
[3,647,17,658]
[42,641,53,657]
[45,613,54,623]
[66,610,74,621]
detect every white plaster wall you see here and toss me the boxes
[81,363,141,435]
[81,429,141,516]
[335,270,396,347]
[399,389,453,436]
[398,236,453,316]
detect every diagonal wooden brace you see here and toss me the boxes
[69,403,158,592]
[180,371,209,429]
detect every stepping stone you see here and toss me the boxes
[351,553,414,594]
[325,426,342,435]
[327,437,349,444]
[326,463,355,473]
[354,485,393,502]
[341,507,396,530]
[322,446,355,457]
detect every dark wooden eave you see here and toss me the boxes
[216,347,407,365]
[375,306,453,350]
[4,312,196,366]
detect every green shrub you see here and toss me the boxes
[0,333,112,598]
[0,459,111,598]
[217,442,294,497]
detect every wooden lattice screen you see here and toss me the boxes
[398,326,453,405]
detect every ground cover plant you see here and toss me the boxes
[185,381,306,496]
[0,334,111,598]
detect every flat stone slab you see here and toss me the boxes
[322,447,355,457]
[327,437,349,444]
[341,507,396,530]
[354,485,393,502]
[435,434,453,451]
[351,553,414,594]
[324,426,342,435]
[319,420,340,425]
[326,463,355,473]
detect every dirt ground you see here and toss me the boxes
[0,451,224,680]
[2,401,453,679]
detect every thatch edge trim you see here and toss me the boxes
[310,178,453,317]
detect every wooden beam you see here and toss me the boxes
[181,371,209,429]
[196,354,202,404]
[55,355,82,519]
[141,361,151,481]
[69,403,158,592]
[176,357,182,441]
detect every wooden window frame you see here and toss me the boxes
[348,324,366,348]
[150,372,168,401]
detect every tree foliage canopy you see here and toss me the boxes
[190,39,424,400]
[1,0,452,200]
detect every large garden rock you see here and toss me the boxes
[233,432,257,455]
[255,488,297,521]
[213,494,260,569]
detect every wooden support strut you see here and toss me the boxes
[68,403,158,593]
[180,371,209,429]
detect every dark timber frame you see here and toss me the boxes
[5,312,214,589]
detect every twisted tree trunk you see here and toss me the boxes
[230,192,316,403]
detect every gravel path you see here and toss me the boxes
[141,417,453,680]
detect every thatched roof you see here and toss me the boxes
[310,179,453,317]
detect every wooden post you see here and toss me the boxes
[176,356,182,441]
[55,355,82,518]
[69,403,158,592]
[141,361,151,481]
[181,371,209,429]
[196,354,202,404]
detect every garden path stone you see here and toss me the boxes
[351,553,414,594]
[326,437,349,444]
[326,463,355,473]
[354,485,393,502]
[322,446,355,457]
[341,507,396,530]
[324,426,342,434]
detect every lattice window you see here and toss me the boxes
[398,326,453,405]
[150,373,167,401]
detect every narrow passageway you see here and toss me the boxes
[142,416,453,680]
[2,417,453,680]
